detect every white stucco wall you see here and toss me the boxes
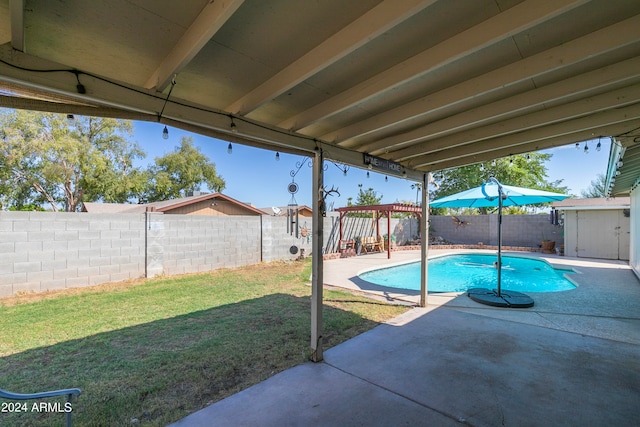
[630,186,640,277]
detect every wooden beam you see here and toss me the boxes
[278,0,589,131]
[226,0,437,115]
[414,116,640,171]
[310,149,324,362]
[363,57,640,155]
[420,173,429,308]
[9,0,24,52]
[144,0,245,90]
[332,14,640,150]
[393,84,640,161]
[0,44,426,182]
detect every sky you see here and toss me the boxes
[133,121,611,209]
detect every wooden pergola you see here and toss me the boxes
[335,203,424,259]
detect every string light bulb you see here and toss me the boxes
[66,114,75,125]
[367,171,370,179]
[575,142,580,149]
[584,143,589,154]
[229,116,237,133]
[596,138,602,152]
[162,126,169,140]
[385,176,388,182]
[227,143,233,154]
[275,152,280,161]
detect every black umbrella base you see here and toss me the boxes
[467,288,534,308]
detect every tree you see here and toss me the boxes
[431,153,569,214]
[353,184,382,206]
[0,110,145,211]
[142,137,225,202]
[581,173,607,198]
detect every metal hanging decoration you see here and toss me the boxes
[287,158,310,238]
[287,180,299,238]
[285,155,338,238]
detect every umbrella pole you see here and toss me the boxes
[497,183,503,297]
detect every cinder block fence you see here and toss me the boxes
[1,211,560,297]
[0,212,312,297]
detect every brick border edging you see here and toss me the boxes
[323,244,544,260]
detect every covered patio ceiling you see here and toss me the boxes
[1,0,640,180]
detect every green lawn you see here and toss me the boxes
[0,259,409,426]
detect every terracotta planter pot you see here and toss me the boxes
[541,240,556,254]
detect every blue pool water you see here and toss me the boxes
[359,254,577,293]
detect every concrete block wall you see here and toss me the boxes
[0,211,146,297]
[261,216,313,262]
[1,211,320,297]
[430,214,562,248]
[151,215,262,276]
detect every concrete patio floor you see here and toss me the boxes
[171,250,640,426]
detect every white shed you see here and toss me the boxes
[552,198,630,260]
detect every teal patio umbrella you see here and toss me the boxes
[430,177,568,308]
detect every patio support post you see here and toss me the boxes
[310,149,324,362]
[387,211,391,259]
[420,173,429,307]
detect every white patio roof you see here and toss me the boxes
[1,0,640,179]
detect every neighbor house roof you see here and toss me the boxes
[552,197,630,211]
[259,205,313,216]
[83,193,265,216]
[82,202,147,214]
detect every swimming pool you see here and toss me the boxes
[359,253,577,293]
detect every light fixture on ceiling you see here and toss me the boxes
[334,162,350,177]
[157,74,176,141]
[73,71,86,94]
[227,143,233,154]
